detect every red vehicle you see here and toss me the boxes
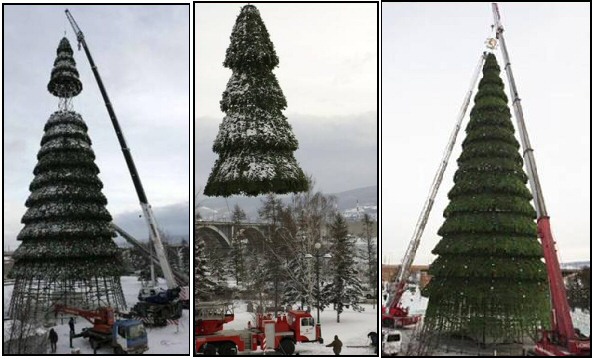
[492,3,590,356]
[196,302,322,355]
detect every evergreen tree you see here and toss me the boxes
[361,214,378,308]
[232,203,247,223]
[229,230,246,286]
[324,213,364,323]
[258,193,283,227]
[567,267,591,312]
[9,38,125,318]
[195,236,215,301]
[205,244,230,287]
[423,53,549,343]
[204,4,308,197]
[179,239,191,275]
[282,252,312,309]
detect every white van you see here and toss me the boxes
[381,329,402,356]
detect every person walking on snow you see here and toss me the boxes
[49,328,58,353]
[326,335,343,355]
[68,317,75,348]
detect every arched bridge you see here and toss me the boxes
[195,221,274,251]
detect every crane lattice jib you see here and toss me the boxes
[389,53,486,309]
[65,9,177,290]
[492,2,574,342]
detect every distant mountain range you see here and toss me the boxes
[111,185,377,246]
[197,185,378,222]
[561,261,590,270]
[113,201,189,246]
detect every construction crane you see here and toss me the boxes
[491,3,590,356]
[65,9,188,324]
[382,52,487,328]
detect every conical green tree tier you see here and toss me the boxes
[423,53,549,343]
[48,37,82,98]
[205,4,308,197]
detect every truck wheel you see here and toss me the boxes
[219,342,237,356]
[278,338,295,355]
[174,302,183,319]
[89,338,99,350]
[203,344,217,356]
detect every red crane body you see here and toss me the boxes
[533,217,590,356]
[54,304,115,335]
[382,278,421,328]
[492,3,590,356]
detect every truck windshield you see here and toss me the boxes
[301,317,314,327]
[127,324,147,340]
[387,334,401,342]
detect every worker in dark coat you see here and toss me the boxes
[68,317,75,348]
[49,328,58,353]
[368,331,378,353]
[326,335,343,355]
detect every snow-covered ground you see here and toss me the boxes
[3,276,189,354]
[222,301,378,355]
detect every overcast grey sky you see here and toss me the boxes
[3,5,190,250]
[195,3,378,195]
[382,3,590,265]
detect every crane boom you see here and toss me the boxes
[492,3,589,356]
[388,53,486,310]
[113,224,189,286]
[65,9,177,290]
[492,3,547,217]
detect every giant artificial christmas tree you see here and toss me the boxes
[422,53,549,344]
[204,4,308,197]
[9,38,126,322]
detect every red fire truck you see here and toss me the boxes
[196,302,322,355]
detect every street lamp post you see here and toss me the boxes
[305,242,331,328]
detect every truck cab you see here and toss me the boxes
[382,329,401,357]
[113,320,149,354]
[286,310,321,343]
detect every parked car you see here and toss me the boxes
[382,329,402,356]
